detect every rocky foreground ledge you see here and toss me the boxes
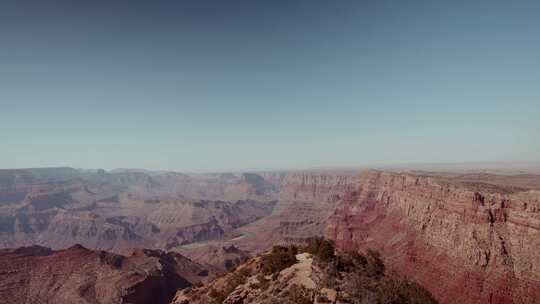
[174,238,437,304]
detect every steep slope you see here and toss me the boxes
[0,245,211,304]
[325,170,540,304]
[173,240,436,304]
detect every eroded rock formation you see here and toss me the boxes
[325,170,540,304]
[0,169,276,253]
[0,244,211,304]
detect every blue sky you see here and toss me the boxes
[1,0,539,171]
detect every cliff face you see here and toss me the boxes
[277,172,359,203]
[275,172,358,243]
[234,172,359,252]
[0,245,211,304]
[325,170,540,304]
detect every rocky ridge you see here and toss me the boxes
[173,239,436,304]
[0,244,211,304]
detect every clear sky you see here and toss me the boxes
[1,0,539,172]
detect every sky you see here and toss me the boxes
[1,0,539,172]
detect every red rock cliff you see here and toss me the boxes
[325,170,540,304]
[0,245,210,304]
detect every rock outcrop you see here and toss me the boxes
[173,241,436,304]
[0,244,211,304]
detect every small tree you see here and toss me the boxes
[365,248,385,277]
[261,245,298,274]
[304,237,336,262]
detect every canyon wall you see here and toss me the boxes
[325,170,540,304]
[234,172,359,251]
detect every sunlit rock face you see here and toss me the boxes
[325,170,540,304]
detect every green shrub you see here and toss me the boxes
[304,237,336,262]
[286,284,313,304]
[365,248,385,277]
[330,247,437,304]
[377,279,438,304]
[261,245,298,274]
[208,265,252,303]
[208,288,227,304]
[335,250,368,273]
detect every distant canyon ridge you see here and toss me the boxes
[1,166,540,303]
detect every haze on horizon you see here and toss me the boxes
[1,0,539,172]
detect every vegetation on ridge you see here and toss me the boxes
[260,245,298,275]
[176,237,437,304]
[304,237,437,304]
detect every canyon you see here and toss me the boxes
[0,167,539,303]
[0,244,211,304]
[0,168,276,255]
